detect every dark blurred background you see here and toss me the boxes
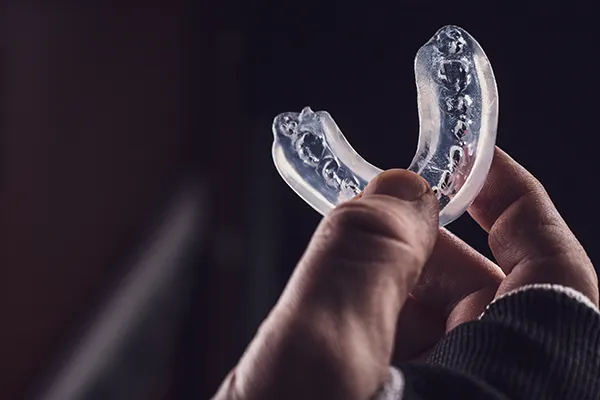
[0,2,597,399]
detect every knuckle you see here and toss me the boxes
[489,193,549,251]
[491,191,560,238]
[315,198,432,270]
[489,190,588,272]
[325,199,410,245]
[525,172,546,194]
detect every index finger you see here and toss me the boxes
[467,147,599,303]
[468,147,539,232]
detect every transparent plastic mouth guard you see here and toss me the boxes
[271,25,499,227]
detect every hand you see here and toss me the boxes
[393,147,599,362]
[214,148,598,400]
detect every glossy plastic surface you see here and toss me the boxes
[271,25,498,226]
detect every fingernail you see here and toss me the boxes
[363,169,429,201]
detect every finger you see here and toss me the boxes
[468,147,599,304]
[214,170,439,400]
[413,229,504,318]
[393,229,504,361]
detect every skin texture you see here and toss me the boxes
[214,147,599,400]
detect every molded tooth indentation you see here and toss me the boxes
[338,167,360,201]
[319,157,341,188]
[294,131,325,167]
[436,27,467,55]
[275,114,299,137]
[437,59,471,93]
[339,174,361,200]
[438,171,454,195]
[448,145,464,171]
[452,118,472,141]
[445,94,473,115]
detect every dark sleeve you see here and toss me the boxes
[378,285,600,400]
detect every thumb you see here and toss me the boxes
[214,170,439,400]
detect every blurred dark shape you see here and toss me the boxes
[35,178,205,400]
[0,3,194,399]
[0,2,597,400]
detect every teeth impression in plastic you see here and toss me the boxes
[271,25,498,227]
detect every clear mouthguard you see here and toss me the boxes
[271,25,499,227]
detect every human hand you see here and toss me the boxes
[214,147,598,400]
[393,147,599,362]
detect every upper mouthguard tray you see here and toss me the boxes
[272,25,498,227]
